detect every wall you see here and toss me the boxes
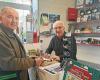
[77,45,100,64]
[75,37,100,65]
[38,0,75,31]
[24,0,75,53]
[38,0,75,54]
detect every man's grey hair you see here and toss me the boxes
[53,20,65,29]
[0,6,17,15]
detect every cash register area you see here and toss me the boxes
[1,0,100,80]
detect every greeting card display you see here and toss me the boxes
[63,59,100,80]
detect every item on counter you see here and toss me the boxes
[96,26,100,33]
[42,57,51,61]
[80,38,100,45]
[92,8,98,13]
[86,8,92,15]
[28,49,38,56]
[75,29,80,33]
[44,66,62,74]
[85,0,93,4]
[91,7,98,20]
[86,38,92,44]
[91,13,96,20]
[92,0,98,4]
[77,15,81,22]
[75,27,80,33]
[41,60,58,67]
[80,10,85,16]
[83,15,88,22]
[80,27,93,33]
[95,12,100,20]
[86,8,92,21]
[76,0,84,6]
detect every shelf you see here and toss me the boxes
[77,43,100,46]
[76,2,100,9]
[74,33,100,37]
[77,43,100,47]
[69,20,100,25]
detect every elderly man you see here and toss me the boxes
[45,20,77,62]
[0,7,43,80]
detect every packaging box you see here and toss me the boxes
[37,63,64,80]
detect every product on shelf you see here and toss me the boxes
[80,25,93,33]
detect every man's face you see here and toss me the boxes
[1,9,19,30]
[53,22,65,38]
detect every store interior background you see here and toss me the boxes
[0,0,100,68]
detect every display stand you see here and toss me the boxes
[63,59,100,80]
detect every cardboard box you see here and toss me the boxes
[37,63,64,80]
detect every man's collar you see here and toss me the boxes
[55,32,65,39]
[64,32,71,37]
[0,23,14,37]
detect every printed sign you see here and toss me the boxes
[63,59,100,80]
[65,65,92,80]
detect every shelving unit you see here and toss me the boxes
[69,19,100,25]
[68,1,100,71]
[68,0,100,47]
[74,33,100,37]
[76,0,100,7]
[76,2,100,9]
[77,43,100,47]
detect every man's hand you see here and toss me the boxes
[43,53,50,59]
[50,55,60,61]
[35,57,44,66]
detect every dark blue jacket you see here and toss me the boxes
[45,32,77,61]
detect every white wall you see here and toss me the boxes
[37,0,75,54]
[77,45,100,64]
[39,0,75,31]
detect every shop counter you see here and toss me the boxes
[37,61,64,80]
